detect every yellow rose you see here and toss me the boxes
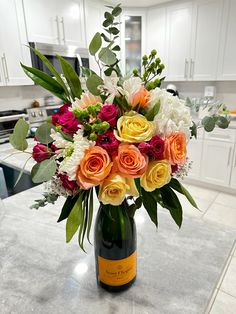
[140,160,171,192]
[114,111,156,143]
[98,173,139,206]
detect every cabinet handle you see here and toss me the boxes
[234,151,236,168]
[55,16,61,44]
[227,147,232,167]
[1,54,9,82]
[61,17,66,44]
[190,58,194,79]
[184,59,189,79]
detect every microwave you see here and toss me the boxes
[29,42,89,78]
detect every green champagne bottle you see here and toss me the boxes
[94,199,137,292]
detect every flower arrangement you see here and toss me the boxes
[9,4,229,251]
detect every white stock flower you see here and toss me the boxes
[58,128,94,181]
[147,88,192,138]
[71,91,102,110]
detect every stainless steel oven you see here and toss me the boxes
[29,42,89,78]
[0,110,28,144]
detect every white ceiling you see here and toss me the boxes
[106,0,173,8]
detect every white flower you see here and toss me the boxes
[44,177,72,197]
[147,88,192,138]
[50,129,69,154]
[58,128,94,181]
[100,73,123,103]
[71,91,102,110]
[122,77,143,104]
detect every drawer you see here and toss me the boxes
[204,128,236,143]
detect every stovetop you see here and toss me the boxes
[0,110,26,117]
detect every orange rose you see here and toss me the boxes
[76,146,112,189]
[130,85,150,109]
[164,132,187,165]
[114,144,148,178]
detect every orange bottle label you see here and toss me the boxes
[98,251,136,286]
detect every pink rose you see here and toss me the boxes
[58,174,77,191]
[96,130,120,156]
[171,164,178,174]
[52,103,79,134]
[149,135,165,159]
[32,143,51,162]
[138,142,152,155]
[97,104,118,127]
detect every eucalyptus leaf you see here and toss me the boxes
[57,55,82,99]
[112,5,122,16]
[66,193,83,243]
[101,33,111,42]
[216,116,230,129]
[112,45,121,51]
[98,47,117,65]
[35,122,56,144]
[89,32,102,56]
[145,101,160,121]
[107,27,119,35]
[9,118,29,151]
[31,158,57,183]
[21,63,68,102]
[14,156,32,187]
[103,19,113,27]
[202,116,215,132]
[104,12,114,21]
[86,74,103,95]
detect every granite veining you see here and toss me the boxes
[0,185,236,314]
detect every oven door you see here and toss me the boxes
[29,42,89,78]
[0,114,28,144]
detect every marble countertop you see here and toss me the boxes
[0,138,35,174]
[1,185,236,314]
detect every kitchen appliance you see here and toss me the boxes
[27,105,61,136]
[29,42,89,80]
[0,110,28,144]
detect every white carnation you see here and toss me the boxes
[148,88,192,138]
[58,128,94,181]
[50,129,69,149]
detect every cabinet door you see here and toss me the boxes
[165,2,193,81]
[230,145,236,189]
[201,140,233,186]
[217,0,236,80]
[146,7,167,78]
[58,0,86,47]
[23,0,60,44]
[190,0,223,81]
[0,0,32,86]
[187,139,203,179]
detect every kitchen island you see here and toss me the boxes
[0,184,236,314]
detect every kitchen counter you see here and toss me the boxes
[0,138,35,174]
[1,185,236,314]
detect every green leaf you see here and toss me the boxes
[57,194,80,222]
[87,188,94,244]
[107,27,119,35]
[98,47,117,65]
[29,46,70,97]
[14,156,32,187]
[66,193,83,243]
[169,178,198,209]
[57,55,82,99]
[160,186,183,228]
[190,121,197,139]
[86,74,103,96]
[89,32,102,56]
[103,19,113,28]
[112,5,122,17]
[142,188,158,227]
[35,122,56,144]
[202,116,215,132]
[31,158,57,183]
[104,12,114,21]
[80,66,96,78]
[21,63,68,102]
[9,118,29,151]
[101,33,111,42]
[216,116,230,129]
[145,101,161,121]
[112,45,121,51]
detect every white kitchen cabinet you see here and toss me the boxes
[190,0,223,81]
[230,144,236,189]
[201,139,233,186]
[0,0,32,86]
[187,138,203,179]
[23,0,86,47]
[165,2,192,81]
[217,0,236,80]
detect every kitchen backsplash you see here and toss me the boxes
[0,81,236,112]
